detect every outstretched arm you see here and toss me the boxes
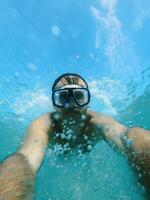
[0,113,51,200]
[90,111,128,151]
[90,111,150,186]
[0,153,35,200]
[18,113,50,172]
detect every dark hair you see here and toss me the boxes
[52,73,88,91]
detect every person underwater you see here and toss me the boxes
[0,73,150,200]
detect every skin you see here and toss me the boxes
[0,81,150,199]
[0,153,34,200]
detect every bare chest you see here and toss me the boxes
[48,123,101,153]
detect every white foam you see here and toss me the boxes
[12,88,51,118]
[89,78,129,115]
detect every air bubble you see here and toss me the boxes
[14,72,19,78]
[66,134,72,140]
[126,139,133,148]
[72,135,76,140]
[56,133,59,137]
[53,113,60,120]
[87,140,92,145]
[61,133,66,139]
[138,173,142,178]
[51,25,61,37]
[87,145,92,151]
[27,63,38,72]
[74,162,77,166]
[81,115,86,120]
[83,135,88,140]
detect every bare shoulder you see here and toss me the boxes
[32,112,51,124]
[29,112,52,132]
[87,110,110,120]
[87,109,105,117]
[87,110,123,127]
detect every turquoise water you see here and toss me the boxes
[0,0,150,199]
[35,142,146,200]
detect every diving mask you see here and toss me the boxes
[52,84,91,108]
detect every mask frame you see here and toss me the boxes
[52,87,91,108]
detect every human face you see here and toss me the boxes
[52,84,90,115]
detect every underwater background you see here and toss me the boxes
[0,0,150,199]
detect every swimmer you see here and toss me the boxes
[0,73,150,199]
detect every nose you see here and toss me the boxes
[65,96,76,108]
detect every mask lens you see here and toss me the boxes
[73,89,89,106]
[53,90,69,106]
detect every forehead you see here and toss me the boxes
[60,84,82,89]
[55,77,87,89]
